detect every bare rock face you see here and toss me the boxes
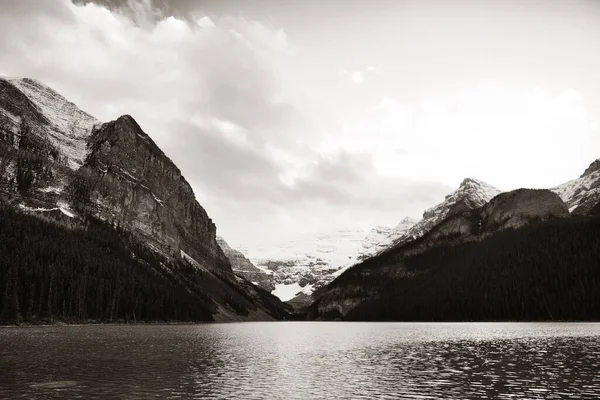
[72,115,231,276]
[480,189,570,231]
[552,159,600,215]
[582,160,600,178]
[217,236,274,291]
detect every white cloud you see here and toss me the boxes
[1,0,597,247]
[352,71,364,84]
[333,85,597,190]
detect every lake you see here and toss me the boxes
[1,322,600,399]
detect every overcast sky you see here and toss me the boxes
[1,0,599,247]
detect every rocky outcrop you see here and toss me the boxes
[582,160,600,178]
[217,236,274,291]
[480,189,569,230]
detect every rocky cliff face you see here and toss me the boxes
[217,236,274,291]
[552,159,600,215]
[480,189,569,231]
[0,77,88,207]
[72,115,231,276]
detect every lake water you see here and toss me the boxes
[1,322,600,399]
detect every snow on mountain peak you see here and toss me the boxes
[7,77,99,169]
[551,159,600,214]
[391,178,501,249]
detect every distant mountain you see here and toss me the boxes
[244,178,500,304]
[242,229,367,301]
[358,217,419,261]
[216,236,274,292]
[0,76,290,323]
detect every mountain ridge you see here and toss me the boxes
[0,76,289,322]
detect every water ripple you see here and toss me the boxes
[1,322,600,399]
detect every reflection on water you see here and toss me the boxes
[1,322,600,399]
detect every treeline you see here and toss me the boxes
[323,216,600,321]
[0,205,217,324]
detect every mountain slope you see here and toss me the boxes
[9,78,98,169]
[358,217,419,261]
[310,188,571,320]
[0,76,289,322]
[392,178,501,247]
[339,216,600,321]
[217,236,274,291]
[245,229,367,301]
[551,159,600,215]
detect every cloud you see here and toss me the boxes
[352,71,364,84]
[339,85,598,190]
[0,0,520,247]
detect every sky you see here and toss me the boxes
[0,0,599,248]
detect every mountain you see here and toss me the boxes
[551,159,600,215]
[308,187,580,320]
[328,216,600,322]
[393,178,502,247]
[357,217,419,261]
[237,178,500,305]
[0,76,290,323]
[216,236,274,291]
[243,229,367,301]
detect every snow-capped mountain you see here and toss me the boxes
[5,77,99,169]
[389,177,502,249]
[233,178,502,303]
[358,217,420,261]
[551,159,600,215]
[239,229,368,301]
[0,76,290,321]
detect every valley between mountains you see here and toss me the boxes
[1,76,599,324]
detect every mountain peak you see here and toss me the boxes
[581,159,600,178]
[459,177,493,189]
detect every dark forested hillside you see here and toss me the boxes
[313,216,600,321]
[0,206,289,325]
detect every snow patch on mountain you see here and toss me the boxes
[242,229,368,298]
[390,178,501,249]
[273,282,314,302]
[8,78,99,169]
[358,216,420,260]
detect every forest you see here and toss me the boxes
[318,216,600,321]
[0,204,263,325]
